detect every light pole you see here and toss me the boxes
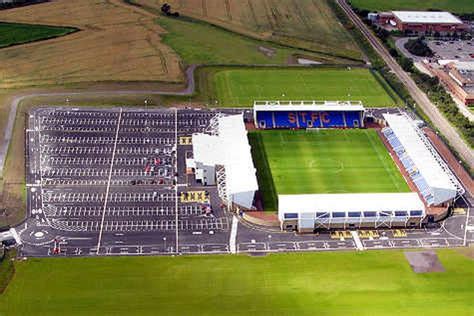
[163,237,167,252]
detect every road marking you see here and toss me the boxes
[174,108,179,253]
[229,216,238,254]
[96,108,123,255]
[350,230,364,251]
[463,205,471,246]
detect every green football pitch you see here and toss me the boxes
[250,129,409,210]
[212,67,399,107]
[1,250,473,315]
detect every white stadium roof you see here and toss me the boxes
[392,11,462,24]
[192,114,258,208]
[383,113,457,205]
[253,100,364,112]
[278,193,425,218]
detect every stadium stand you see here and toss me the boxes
[382,113,463,206]
[189,114,258,209]
[253,101,365,129]
[279,193,425,232]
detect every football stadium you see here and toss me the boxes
[18,100,468,257]
[239,100,464,232]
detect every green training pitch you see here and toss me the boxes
[0,22,77,49]
[350,0,474,13]
[253,129,409,205]
[213,67,399,108]
[0,250,473,315]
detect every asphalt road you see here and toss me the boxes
[337,0,474,169]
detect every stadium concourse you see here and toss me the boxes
[10,102,474,257]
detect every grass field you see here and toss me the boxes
[134,0,363,61]
[156,15,343,65]
[0,250,473,315]
[350,0,474,13]
[212,67,399,107]
[0,0,183,88]
[0,22,76,49]
[251,129,409,210]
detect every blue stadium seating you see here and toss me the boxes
[382,127,434,205]
[255,110,363,129]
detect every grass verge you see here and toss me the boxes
[0,249,15,295]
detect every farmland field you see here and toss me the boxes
[0,250,473,315]
[255,129,409,196]
[156,15,344,65]
[350,0,474,13]
[212,67,399,107]
[0,0,183,88]
[0,22,76,49]
[134,0,364,62]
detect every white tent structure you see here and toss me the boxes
[191,114,258,209]
[279,193,425,232]
[382,113,462,206]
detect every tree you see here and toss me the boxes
[404,37,434,57]
[161,3,171,14]
[399,57,414,72]
[389,48,399,57]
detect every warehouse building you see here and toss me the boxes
[371,11,467,34]
[445,61,474,105]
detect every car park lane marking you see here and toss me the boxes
[174,108,179,253]
[96,108,122,255]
